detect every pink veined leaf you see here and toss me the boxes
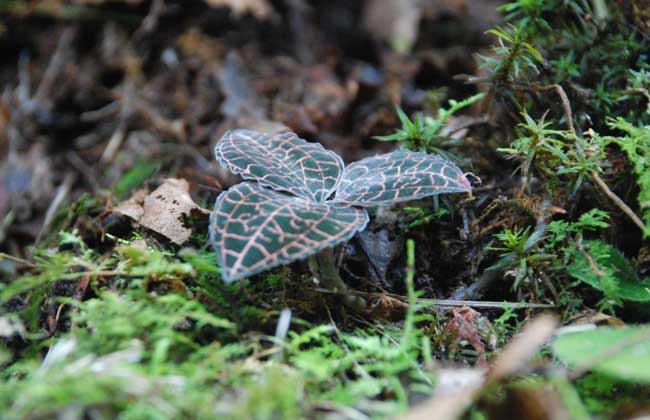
[209,182,369,282]
[215,129,344,202]
[333,150,472,206]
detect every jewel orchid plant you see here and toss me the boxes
[209,129,472,305]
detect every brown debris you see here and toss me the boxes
[113,179,206,245]
[445,306,487,355]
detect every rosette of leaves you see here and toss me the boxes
[209,129,472,295]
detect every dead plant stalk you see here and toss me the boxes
[547,83,648,234]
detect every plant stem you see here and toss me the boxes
[0,252,36,268]
[308,248,366,311]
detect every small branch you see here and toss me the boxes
[540,83,575,136]
[313,288,555,310]
[133,0,166,40]
[34,28,75,105]
[543,83,648,234]
[0,252,36,268]
[65,151,102,193]
[35,172,76,244]
[101,79,135,163]
[0,211,15,246]
[591,172,647,233]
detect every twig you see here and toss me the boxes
[415,298,554,310]
[80,101,120,122]
[101,79,134,162]
[311,288,555,310]
[133,0,166,40]
[35,172,76,244]
[17,51,31,109]
[546,83,648,234]
[133,97,186,140]
[34,28,75,105]
[540,83,575,136]
[591,172,647,232]
[65,151,102,193]
[0,252,36,268]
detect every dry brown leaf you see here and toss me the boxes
[446,306,486,355]
[114,189,148,221]
[204,0,273,20]
[113,178,204,245]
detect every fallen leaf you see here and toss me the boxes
[113,188,148,221]
[445,306,486,355]
[113,178,205,245]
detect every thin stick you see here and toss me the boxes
[101,79,134,162]
[0,252,36,268]
[311,288,555,310]
[591,172,647,232]
[540,83,575,135]
[65,151,102,193]
[35,172,76,244]
[34,28,74,104]
[546,83,648,234]
[416,298,554,310]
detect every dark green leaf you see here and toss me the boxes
[216,129,344,202]
[334,151,471,206]
[210,183,369,282]
[568,240,650,302]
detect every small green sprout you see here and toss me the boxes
[374,92,485,158]
[489,224,553,294]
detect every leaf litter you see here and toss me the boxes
[114,178,207,245]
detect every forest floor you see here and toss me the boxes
[2,1,650,419]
